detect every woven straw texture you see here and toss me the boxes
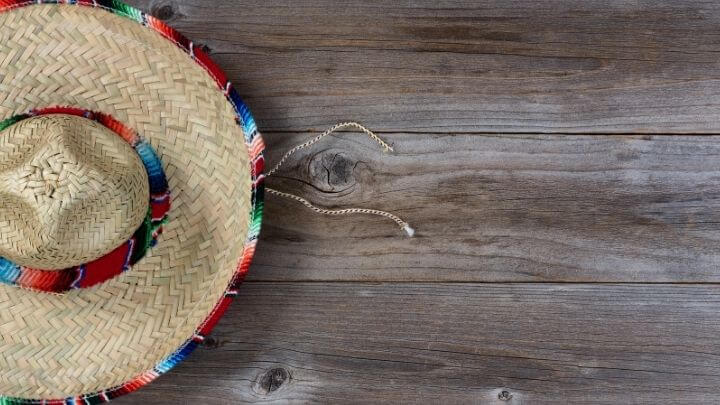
[0,3,254,400]
[0,115,149,269]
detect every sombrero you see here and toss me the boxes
[0,0,264,403]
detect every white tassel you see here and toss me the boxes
[402,224,415,238]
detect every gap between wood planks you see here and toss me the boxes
[267,130,720,136]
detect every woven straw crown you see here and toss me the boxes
[0,1,265,403]
[0,114,150,269]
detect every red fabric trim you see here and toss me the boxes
[79,242,132,288]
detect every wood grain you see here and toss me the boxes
[126,0,720,133]
[117,283,720,404]
[102,1,720,404]
[254,131,720,282]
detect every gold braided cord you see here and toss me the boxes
[267,122,394,176]
[266,123,415,237]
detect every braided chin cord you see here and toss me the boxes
[265,122,415,237]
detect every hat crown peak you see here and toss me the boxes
[0,114,150,270]
[12,118,95,206]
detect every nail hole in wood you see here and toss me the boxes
[199,43,213,54]
[152,3,175,21]
[259,367,289,394]
[498,390,513,401]
[201,336,220,349]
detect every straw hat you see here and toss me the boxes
[0,1,264,403]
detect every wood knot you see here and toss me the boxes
[258,367,290,394]
[309,150,361,193]
[151,3,176,21]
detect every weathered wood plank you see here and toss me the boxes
[118,282,720,404]
[127,0,720,133]
[251,131,720,282]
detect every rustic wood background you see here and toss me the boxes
[121,1,720,403]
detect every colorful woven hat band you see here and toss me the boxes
[0,107,171,293]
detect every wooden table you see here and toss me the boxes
[121,1,720,403]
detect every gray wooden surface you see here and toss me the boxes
[121,1,720,403]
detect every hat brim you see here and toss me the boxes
[0,1,264,402]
